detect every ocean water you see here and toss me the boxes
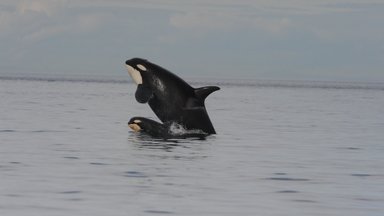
[1,77,383,216]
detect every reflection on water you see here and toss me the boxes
[127,131,212,152]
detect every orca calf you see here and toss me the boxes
[128,117,208,139]
[125,58,219,134]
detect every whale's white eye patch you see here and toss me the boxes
[137,64,147,71]
[125,65,143,85]
[133,119,142,124]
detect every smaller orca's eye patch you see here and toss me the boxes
[133,119,142,124]
[137,64,147,71]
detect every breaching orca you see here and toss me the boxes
[125,58,219,134]
[128,117,208,139]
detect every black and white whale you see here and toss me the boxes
[125,58,219,134]
[128,117,208,139]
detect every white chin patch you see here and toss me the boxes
[137,64,147,71]
[128,124,141,132]
[125,65,142,85]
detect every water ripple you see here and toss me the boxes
[144,210,174,214]
[265,177,310,181]
[123,171,148,178]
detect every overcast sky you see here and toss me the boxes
[1,0,384,81]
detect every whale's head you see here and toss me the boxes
[125,58,155,103]
[125,58,151,85]
[128,118,143,132]
[128,117,166,138]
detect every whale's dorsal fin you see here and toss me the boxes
[194,86,220,102]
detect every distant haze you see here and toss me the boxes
[1,0,384,82]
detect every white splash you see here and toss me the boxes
[168,122,206,135]
[168,122,186,135]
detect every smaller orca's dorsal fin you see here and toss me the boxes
[195,86,220,101]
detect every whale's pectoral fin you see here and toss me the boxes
[194,86,220,102]
[135,84,153,103]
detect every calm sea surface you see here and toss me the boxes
[1,77,383,216]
